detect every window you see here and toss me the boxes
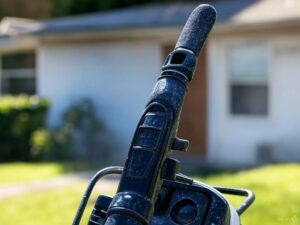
[1,52,36,95]
[228,43,269,116]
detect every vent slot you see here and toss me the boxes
[170,52,186,64]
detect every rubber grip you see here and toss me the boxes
[175,4,216,57]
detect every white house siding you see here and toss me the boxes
[272,43,300,162]
[207,35,300,166]
[37,41,162,156]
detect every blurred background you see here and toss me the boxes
[0,0,299,224]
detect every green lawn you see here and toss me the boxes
[0,162,101,185]
[0,182,98,225]
[0,163,299,225]
[194,163,300,225]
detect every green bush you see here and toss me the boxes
[0,95,50,161]
[48,98,104,160]
[30,124,73,161]
[31,99,105,161]
[30,129,51,159]
[46,124,73,160]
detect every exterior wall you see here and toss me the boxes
[207,34,300,166]
[37,41,161,156]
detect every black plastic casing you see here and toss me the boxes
[87,179,231,225]
[151,180,231,225]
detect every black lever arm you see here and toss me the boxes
[104,4,216,225]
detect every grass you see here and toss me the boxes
[0,182,101,225]
[0,163,299,225]
[0,162,102,185]
[194,163,300,225]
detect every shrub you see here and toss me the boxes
[30,98,105,161]
[0,95,50,161]
[48,98,105,160]
[46,124,73,160]
[30,129,51,159]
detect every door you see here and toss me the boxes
[163,46,207,157]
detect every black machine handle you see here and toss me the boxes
[103,4,216,225]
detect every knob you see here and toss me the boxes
[171,199,198,225]
[171,137,189,152]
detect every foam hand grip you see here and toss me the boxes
[175,4,216,57]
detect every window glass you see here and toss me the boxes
[231,84,268,115]
[1,52,36,95]
[228,43,268,116]
[2,52,35,69]
[229,44,268,84]
[2,78,36,95]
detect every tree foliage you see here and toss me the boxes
[51,0,175,17]
[0,0,181,19]
[0,0,52,19]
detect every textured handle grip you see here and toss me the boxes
[175,4,216,57]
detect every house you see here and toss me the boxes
[0,0,300,167]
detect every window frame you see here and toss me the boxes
[225,40,272,119]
